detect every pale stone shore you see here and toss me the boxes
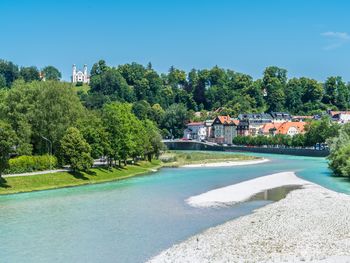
[187,172,309,207]
[181,158,269,168]
[148,173,350,262]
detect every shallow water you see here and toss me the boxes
[0,152,349,263]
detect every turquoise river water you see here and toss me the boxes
[1,152,350,263]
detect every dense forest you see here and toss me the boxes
[0,58,348,174]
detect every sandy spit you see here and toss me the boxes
[187,172,309,207]
[181,158,269,168]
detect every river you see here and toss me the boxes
[0,152,349,263]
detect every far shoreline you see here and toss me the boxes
[0,152,265,196]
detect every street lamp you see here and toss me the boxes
[41,135,52,170]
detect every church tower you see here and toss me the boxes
[71,64,90,84]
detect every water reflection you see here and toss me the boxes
[249,185,302,202]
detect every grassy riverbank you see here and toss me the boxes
[0,152,261,195]
[0,160,161,195]
[161,151,259,167]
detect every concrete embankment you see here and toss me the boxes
[164,141,329,157]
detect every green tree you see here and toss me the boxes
[102,102,139,166]
[0,60,19,87]
[60,127,93,171]
[19,66,40,82]
[304,117,340,146]
[0,121,18,177]
[161,103,188,138]
[42,66,62,81]
[77,110,110,159]
[263,66,287,112]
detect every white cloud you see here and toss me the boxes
[321,31,350,50]
[321,31,350,40]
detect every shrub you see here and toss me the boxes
[4,155,57,174]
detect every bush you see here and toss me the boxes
[4,155,57,174]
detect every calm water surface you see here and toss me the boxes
[0,152,349,263]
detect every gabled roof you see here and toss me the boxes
[276,122,306,134]
[212,116,239,126]
[260,123,282,134]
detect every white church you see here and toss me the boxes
[71,64,90,84]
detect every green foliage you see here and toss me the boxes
[60,127,93,171]
[42,66,61,81]
[304,117,340,146]
[328,123,350,176]
[232,134,304,147]
[0,121,18,176]
[1,80,85,154]
[161,103,188,138]
[19,66,40,82]
[5,155,57,174]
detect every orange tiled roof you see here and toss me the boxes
[260,123,282,134]
[217,115,231,123]
[276,122,306,134]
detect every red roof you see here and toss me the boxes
[276,122,306,134]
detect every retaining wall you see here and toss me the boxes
[164,141,329,157]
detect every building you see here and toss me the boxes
[183,122,207,141]
[238,113,273,136]
[271,112,292,123]
[292,115,314,122]
[259,123,282,136]
[72,64,90,84]
[211,116,238,144]
[328,110,350,124]
[260,122,306,137]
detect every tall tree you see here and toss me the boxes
[262,66,287,112]
[0,121,18,177]
[60,127,93,171]
[19,66,40,82]
[42,66,62,81]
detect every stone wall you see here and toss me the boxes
[164,141,329,157]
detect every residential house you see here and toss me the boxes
[271,112,292,123]
[277,122,306,136]
[238,113,273,136]
[258,123,282,136]
[183,122,207,141]
[328,110,350,124]
[260,122,306,137]
[211,115,238,144]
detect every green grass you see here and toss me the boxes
[72,84,90,94]
[0,160,161,195]
[160,151,260,167]
[0,151,261,195]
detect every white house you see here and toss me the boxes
[183,122,207,141]
[72,64,90,84]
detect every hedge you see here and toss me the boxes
[4,155,58,174]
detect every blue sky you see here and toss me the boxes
[1,0,350,81]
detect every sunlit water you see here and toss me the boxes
[0,152,349,263]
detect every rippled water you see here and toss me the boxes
[0,152,349,263]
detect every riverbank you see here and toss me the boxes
[187,172,306,207]
[161,151,261,167]
[149,174,350,262]
[0,152,263,195]
[182,158,268,168]
[0,160,161,195]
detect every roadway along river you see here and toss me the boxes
[0,152,349,263]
